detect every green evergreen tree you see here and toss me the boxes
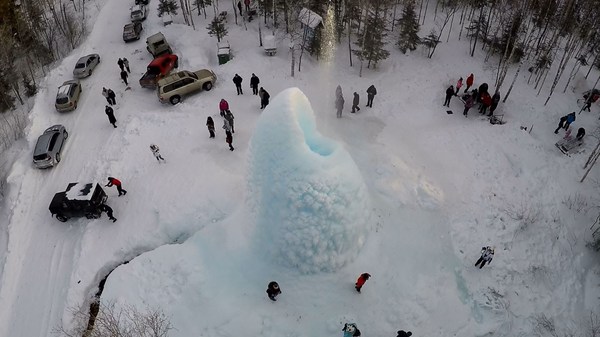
[353,6,390,69]
[157,0,179,17]
[396,2,420,54]
[21,72,36,97]
[206,16,228,42]
[421,29,441,57]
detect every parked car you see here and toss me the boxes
[139,54,178,89]
[146,32,172,58]
[157,69,216,105]
[123,22,143,42]
[135,0,149,4]
[33,125,68,169]
[130,4,148,22]
[49,182,108,222]
[55,80,82,112]
[72,54,100,78]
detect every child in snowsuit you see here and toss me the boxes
[343,323,361,337]
[105,177,127,196]
[150,144,166,162]
[100,204,117,222]
[355,273,371,292]
[206,116,215,138]
[352,92,360,113]
[475,246,494,269]
[463,95,475,117]
[266,281,281,301]
[444,85,455,107]
[105,105,117,128]
[465,73,474,93]
[219,99,229,117]
[366,85,377,107]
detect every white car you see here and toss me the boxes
[130,4,148,22]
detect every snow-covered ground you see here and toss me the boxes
[0,0,599,336]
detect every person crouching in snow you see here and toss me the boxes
[266,281,281,301]
[475,246,494,269]
[355,273,371,292]
[343,323,361,337]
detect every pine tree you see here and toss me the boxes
[352,3,390,69]
[157,0,179,17]
[421,29,440,57]
[206,16,228,42]
[21,72,36,97]
[396,1,420,54]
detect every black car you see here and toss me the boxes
[123,22,143,42]
[49,182,108,222]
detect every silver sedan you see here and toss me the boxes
[73,54,100,78]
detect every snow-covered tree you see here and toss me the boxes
[420,29,440,58]
[206,16,228,42]
[352,1,390,70]
[157,0,179,17]
[396,1,420,54]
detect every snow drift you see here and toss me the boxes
[247,88,370,274]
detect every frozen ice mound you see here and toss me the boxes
[247,88,370,274]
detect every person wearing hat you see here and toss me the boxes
[266,281,281,301]
[475,246,495,269]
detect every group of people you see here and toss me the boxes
[117,57,131,86]
[335,84,377,118]
[444,73,501,118]
[554,111,585,142]
[101,87,119,128]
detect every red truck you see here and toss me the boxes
[139,54,179,89]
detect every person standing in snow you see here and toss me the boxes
[479,91,492,115]
[351,92,360,113]
[219,99,229,117]
[206,116,215,138]
[107,88,116,105]
[100,204,117,222]
[343,323,361,337]
[105,105,117,128]
[443,85,455,107]
[576,127,586,141]
[463,95,475,117]
[259,87,270,109]
[250,73,260,95]
[225,131,234,151]
[233,74,243,95]
[336,89,345,118]
[244,0,250,11]
[225,110,235,133]
[150,144,166,163]
[564,112,576,130]
[366,84,377,107]
[554,115,568,134]
[120,70,129,86]
[477,83,489,103]
[464,73,474,93]
[475,246,494,269]
[490,91,501,114]
[105,177,127,196]
[397,331,412,337]
[355,273,371,292]
[237,1,243,15]
[266,281,281,301]
[456,77,463,93]
[117,58,124,72]
[102,87,111,105]
[123,57,130,73]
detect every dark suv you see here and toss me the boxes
[49,182,108,222]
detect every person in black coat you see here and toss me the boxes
[444,85,455,107]
[259,87,270,109]
[366,84,377,107]
[351,92,360,113]
[490,91,501,114]
[100,204,117,222]
[225,110,235,133]
[233,74,243,95]
[250,73,260,95]
[266,281,281,301]
[206,116,215,138]
[120,70,129,86]
[397,331,412,337]
[477,83,488,103]
[576,127,586,141]
[237,0,242,15]
[105,105,117,128]
[117,58,124,72]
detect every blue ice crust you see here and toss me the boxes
[247,88,370,274]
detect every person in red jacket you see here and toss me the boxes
[465,73,474,93]
[479,92,492,115]
[219,99,229,117]
[355,273,371,293]
[105,177,127,196]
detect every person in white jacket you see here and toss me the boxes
[475,246,494,269]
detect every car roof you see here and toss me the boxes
[65,182,98,201]
[33,133,54,155]
[131,4,143,11]
[147,32,165,43]
[158,71,190,86]
[57,84,72,97]
[77,54,97,63]
[44,124,64,133]
[149,54,176,66]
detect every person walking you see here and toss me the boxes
[397,331,413,337]
[475,246,494,269]
[355,273,371,292]
[105,177,127,196]
[554,115,568,134]
[351,92,360,113]
[150,144,166,163]
[465,73,474,93]
[123,57,130,73]
[107,88,116,105]
[120,70,129,86]
[219,99,229,117]
[105,105,117,128]
[366,84,377,107]
[100,204,117,222]
[206,116,215,138]
[244,0,250,11]
[102,87,111,105]
[259,87,270,109]
[117,58,124,72]
[456,77,463,93]
[463,94,475,117]
[233,74,243,95]
[565,111,576,130]
[490,91,501,114]
[266,281,281,301]
[444,85,455,107]
[250,73,260,95]
[223,118,234,150]
[224,110,235,133]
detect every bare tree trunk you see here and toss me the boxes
[348,5,353,67]
[446,8,455,43]
[581,142,600,183]
[290,44,295,77]
[418,0,423,23]
[503,61,523,103]
[544,34,580,105]
[232,0,238,25]
[585,52,600,79]
[180,0,189,25]
[421,0,430,25]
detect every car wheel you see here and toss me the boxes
[88,69,92,76]
[170,96,181,105]
[56,153,61,163]
[64,131,68,139]
[174,60,179,68]
[73,101,78,109]
[203,82,213,91]
[56,214,68,222]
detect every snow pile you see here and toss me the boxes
[247,88,370,273]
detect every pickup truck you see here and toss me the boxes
[139,54,179,89]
